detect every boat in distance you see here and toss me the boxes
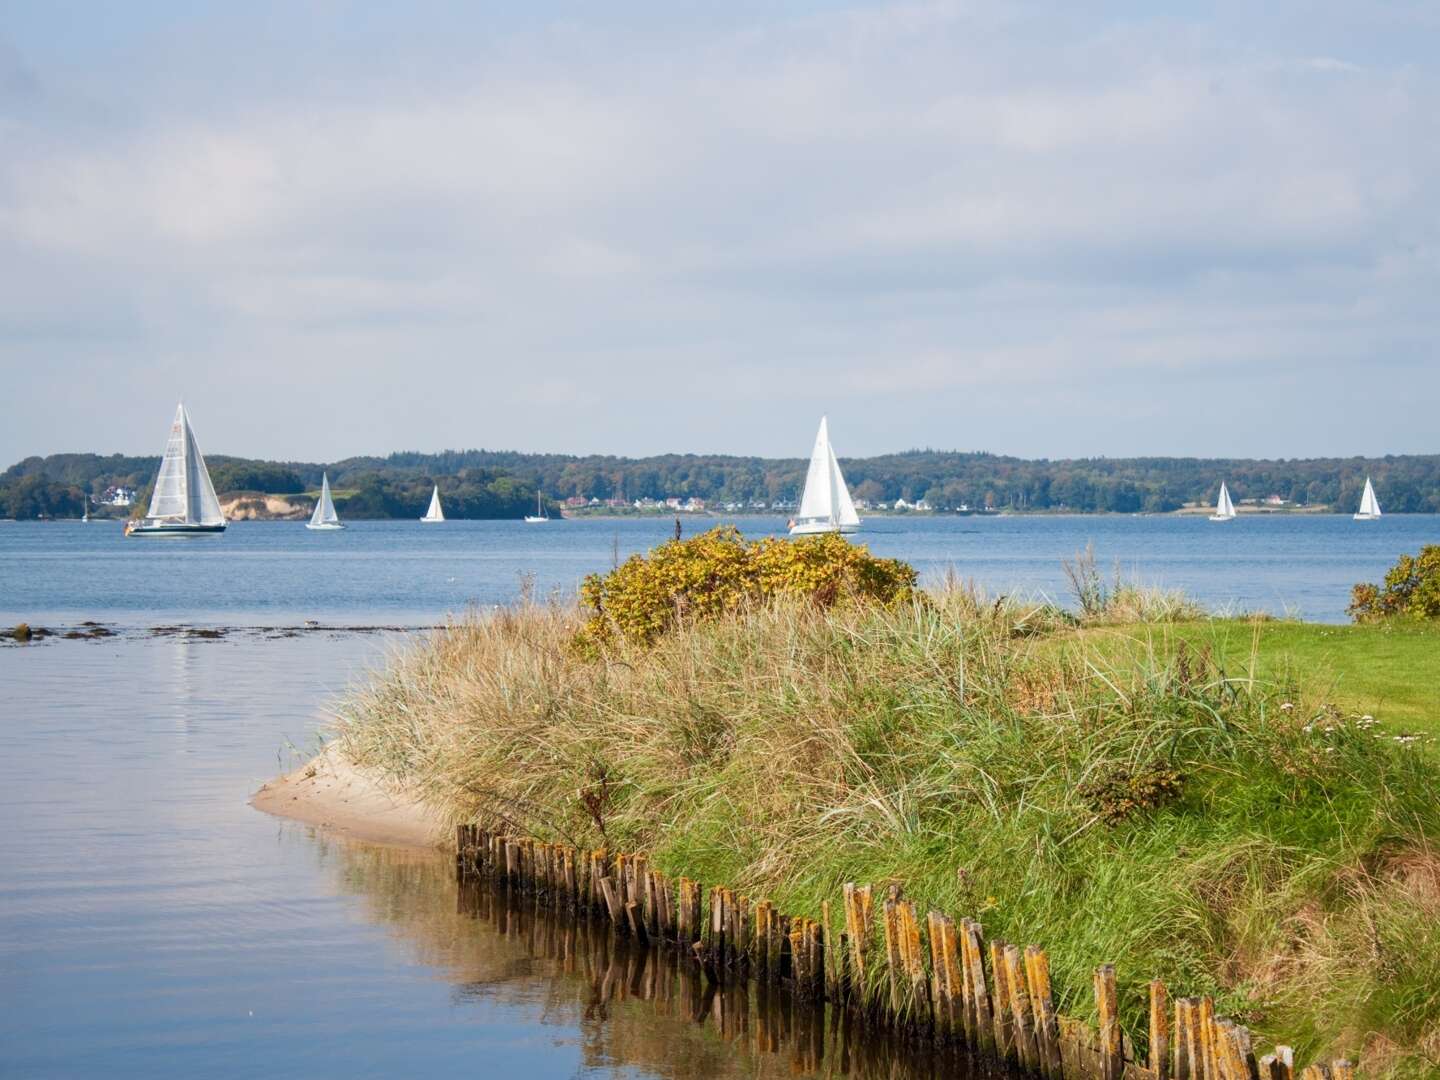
[306,473,345,530]
[1208,481,1236,523]
[420,484,445,523]
[1354,477,1382,521]
[788,415,861,536]
[126,403,227,537]
[524,491,549,523]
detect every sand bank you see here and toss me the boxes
[251,747,445,849]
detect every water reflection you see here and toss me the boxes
[316,836,1011,1080]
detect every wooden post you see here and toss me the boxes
[823,900,838,1003]
[1199,997,1219,1080]
[940,918,966,1042]
[882,899,904,1016]
[962,920,995,1056]
[625,900,649,945]
[1004,944,1038,1071]
[926,911,949,1036]
[1150,979,1171,1080]
[990,939,1015,1063]
[1270,1047,1295,1080]
[1094,964,1121,1080]
[601,876,626,927]
[1025,946,1063,1079]
[1174,997,1199,1080]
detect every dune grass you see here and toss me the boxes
[335,591,1440,1076]
[1078,618,1440,737]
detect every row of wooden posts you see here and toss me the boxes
[455,826,1356,1080]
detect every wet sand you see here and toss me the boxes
[251,747,444,849]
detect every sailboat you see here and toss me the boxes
[306,473,345,531]
[524,491,549,523]
[82,495,90,523]
[1208,481,1236,522]
[125,403,227,537]
[420,484,445,523]
[1354,477,1382,521]
[788,416,861,536]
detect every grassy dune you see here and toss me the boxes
[335,593,1440,1077]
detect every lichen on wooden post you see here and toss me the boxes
[1093,963,1122,1080]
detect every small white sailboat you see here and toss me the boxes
[126,403,227,537]
[524,491,549,523]
[421,484,445,523]
[788,416,861,536]
[306,473,345,531]
[1208,481,1236,522]
[1354,477,1382,521]
[82,496,90,523]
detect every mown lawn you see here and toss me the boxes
[1078,618,1440,736]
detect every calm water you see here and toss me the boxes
[3,512,1438,625]
[3,515,1437,1077]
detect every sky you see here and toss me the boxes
[1,0,1436,465]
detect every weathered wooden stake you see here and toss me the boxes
[990,939,1015,1063]
[1150,978,1171,1080]
[1004,944,1038,1071]
[1094,963,1122,1080]
[1024,946,1063,1079]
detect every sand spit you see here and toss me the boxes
[251,747,445,850]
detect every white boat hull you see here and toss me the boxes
[1208,515,1235,523]
[126,521,226,537]
[524,516,549,523]
[1353,513,1381,521]
[420,518,444,523]
[305,522,346,531]
[789,522,860,536]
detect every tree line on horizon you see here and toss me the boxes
[4,447,1439,519]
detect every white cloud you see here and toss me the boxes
[0,1,1436,461]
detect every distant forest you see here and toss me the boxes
[4,447,1440,519]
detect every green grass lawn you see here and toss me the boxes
[1079,618,1440,735]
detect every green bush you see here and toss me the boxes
[577,526,916,647]
[1349,546,1440,621]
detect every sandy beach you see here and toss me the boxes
[251,746,444,850]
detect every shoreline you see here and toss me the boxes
[250,747,444,850]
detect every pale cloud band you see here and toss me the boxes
[1,1,1435,462]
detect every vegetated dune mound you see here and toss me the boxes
[332,589,1440,1075]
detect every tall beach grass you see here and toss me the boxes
[335,589,1440,1076]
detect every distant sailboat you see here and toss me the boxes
[125,403,227,537]
[82,495,90,523]
[1354,477,1382,521]
[788,416,861,536]
[1208,481,1236,522]
[421,484,445,523]
[524,491,549,523]
[306,473,345,531]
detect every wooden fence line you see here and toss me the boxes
[455,825,1354,1080]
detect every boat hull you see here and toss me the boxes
[788,522,860,536]
[419,518,444,524]
[1207,515,1235,523]
[523,516,549,523]
[126,522,226,537]
[305,523,346,531]
[1353,513,1381,521]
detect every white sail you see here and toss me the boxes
[145,403,225,526]
[791,416,860,534]
[1209,481,1235,521]
[1355,477,1381,519]
[421,484,445,522]
[309,473,341,527]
